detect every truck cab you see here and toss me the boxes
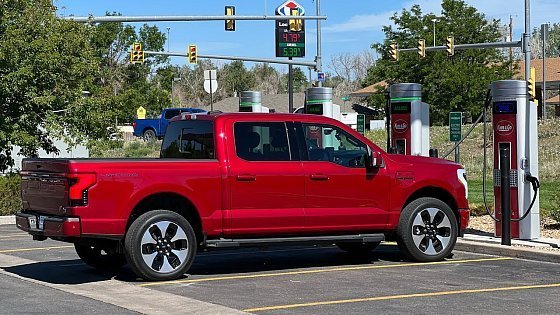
[133,107,207,140]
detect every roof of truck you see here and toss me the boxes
[169,111,343,125]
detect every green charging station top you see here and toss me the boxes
[239,91,261,106]
[390,83,422,102]
[491,80,527,102]
[306,87,333,103]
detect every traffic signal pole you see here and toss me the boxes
[143,50,317,68]
[65,15,327,23]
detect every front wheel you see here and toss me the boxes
[125,210,197,281]
[397,197,458,262]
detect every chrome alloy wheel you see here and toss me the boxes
[140,221,189,273]
[411,208,452,256]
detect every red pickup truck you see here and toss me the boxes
[17,112,469,281]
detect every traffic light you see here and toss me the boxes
[417,39,426,59]
[130,43,144,64]
[446,36,455,56]
[528,67,536,100]
[225,6,235,31]
[289,8,302,32]
[389,43,398,62]
[188,44,197,64]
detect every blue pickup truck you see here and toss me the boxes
[133,107,207,140]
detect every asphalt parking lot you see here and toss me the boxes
[1,223,560,314]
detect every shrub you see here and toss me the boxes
[0,174,21,216]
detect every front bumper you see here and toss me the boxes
[458,208,470,236]
[16,212,81,238]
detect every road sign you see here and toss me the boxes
[276,0,305,16]
[449,112,462,142]
[275,1,305,58]
[341,95,350,101]
[136,106,146,119]
[357,114,365,135]
[204,80,218,93]
[203,70,218,94]
[317,72,325,82]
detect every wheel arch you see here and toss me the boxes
[126,192,203,244]
[403,186,460,227]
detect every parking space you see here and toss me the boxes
[1,223,560,314]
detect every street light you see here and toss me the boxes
[431,18,437,47]
[171,77,181,105]
[166,27,171,52]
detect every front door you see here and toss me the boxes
[226,120,305,236]
[299,123,390,233]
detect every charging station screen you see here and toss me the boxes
[493,101,516,114]
[391,102,411,114]
[305,104,323,115]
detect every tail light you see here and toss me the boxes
[68,174,96,206]
[133,122,137,130]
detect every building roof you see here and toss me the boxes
[205,92,347,113]
[517,57,560,88]
[350,81,388,97]
[545,94,560,105]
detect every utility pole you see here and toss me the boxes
[288,59,293,113]
[542,23,548,119]
[316,0,322,87]
[509,15,513,71]
[166,27,170,52]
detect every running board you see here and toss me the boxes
[204,234,385,248]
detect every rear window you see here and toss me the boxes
[161,120,215,159]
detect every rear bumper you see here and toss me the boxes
[15,212,81,238]
[458,208,470,236]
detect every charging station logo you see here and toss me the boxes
[394,120,408,133]
[496,120,514,136]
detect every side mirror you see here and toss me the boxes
[366,148,384,169]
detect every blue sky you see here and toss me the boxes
[55,0,559,76]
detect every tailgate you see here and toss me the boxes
[21,159,70,215]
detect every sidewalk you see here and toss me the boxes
[456,233,560,264]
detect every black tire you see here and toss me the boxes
[74,242,126,271]
[396,197,458,262]
[125,210,197,281]
[336,242,380,254]
[143,129,156,141]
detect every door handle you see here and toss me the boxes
[310,174,329,181]
[236,174,256,181]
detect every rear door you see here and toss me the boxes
[226,120,305,236]
[298,122,390,233]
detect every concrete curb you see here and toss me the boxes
[456,239,560,264]
[0,216,15,226]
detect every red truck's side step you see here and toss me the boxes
[205,234,385,248]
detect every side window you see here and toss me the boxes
[164,109,180,119]
[161,120,215,159]
[303,124,367,168]
[234,122,291,161]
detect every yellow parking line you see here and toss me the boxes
[0,245,74,254]
[139,257,512,287]
[244,282,560,312]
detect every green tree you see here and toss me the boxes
[0,0,95,171]
[364,0,513,124]
[219,61,256,96]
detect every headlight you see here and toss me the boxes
[457,169,468,199]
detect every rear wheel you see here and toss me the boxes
[336,242,380,254]
[396,197,457,262]
[74,242,126,271]
[125,210,197,281]
[143,129,156,141]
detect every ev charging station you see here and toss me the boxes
[490,80,540,240]
[239,91,270,113]
[389,83,430,156]
[304,87,341,121]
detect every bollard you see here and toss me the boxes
[500,145,511,246]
